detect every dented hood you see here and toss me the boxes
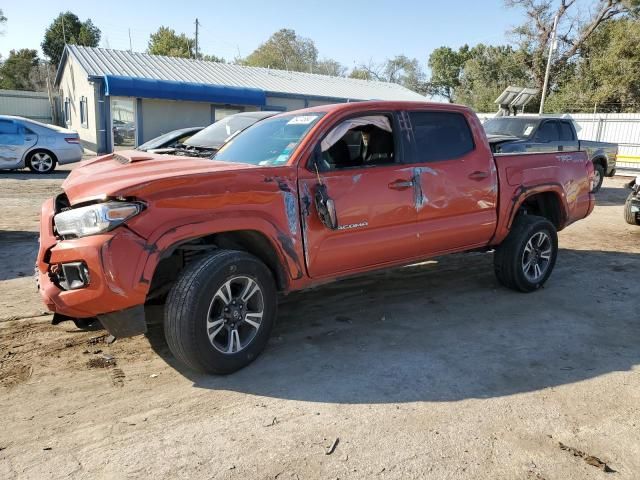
[62,150,254,204]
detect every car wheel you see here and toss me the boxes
[591,163,604,193]
[27,151,57,173]
[624,193,640,226]
[164,249,277,374]
[494,215,558,292]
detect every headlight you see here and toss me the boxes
[54,201,143,238]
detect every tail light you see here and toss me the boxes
[65,137,80,144]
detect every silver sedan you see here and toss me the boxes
[0,115,84,173]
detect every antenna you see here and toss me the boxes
[128,28,132,52]
[62,16,67,43]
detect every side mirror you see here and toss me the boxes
[314,183,338,230]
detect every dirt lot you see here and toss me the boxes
[1,167,639,479]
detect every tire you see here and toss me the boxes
[494,215,558,292]
[27,150,57,173]
[591,163,604,193]
[624,193,640,225]
[164,249,277,374]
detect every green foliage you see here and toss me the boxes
[41,12,101,67]
[316,58,346,77]
[427,46,470,102]
[546,19,640,112]
[243,29,318,72]
[148,27,194,58]
[0,49,39,90]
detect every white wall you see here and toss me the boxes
[265,96,306,111]
[140,99,212,142]
[0,89,53,123]
[57,55,98,152]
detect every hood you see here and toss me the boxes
[62,150,254,204]
[486,134,521,144]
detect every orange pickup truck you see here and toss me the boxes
[38,101,595,374]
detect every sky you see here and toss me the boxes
[0,0,525,69]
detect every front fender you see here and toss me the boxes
[137,212,305,289]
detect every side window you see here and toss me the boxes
[64,97,71,125]
[559,121,575,141]
[0,119,18,135]
[535,121,559,142]
[318,115,395,170]
[80,96,88,128]
[409,111,474,162]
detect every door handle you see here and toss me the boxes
[388,179,414,190]
[468,171,489,180]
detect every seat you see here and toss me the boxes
[323,139,360,169]
[364,130,394,165]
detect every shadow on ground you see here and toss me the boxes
[0,169,71,180]
[146,247,640,404]
[0,231,38,281]
[596,184,632,207]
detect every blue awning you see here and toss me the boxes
[103,75,266,106]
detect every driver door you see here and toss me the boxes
[297,113,420,278]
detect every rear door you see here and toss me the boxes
[0,119,37,168]
[406,109,498,255]
[298,113,420,278]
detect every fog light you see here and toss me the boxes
[58,262,90,290]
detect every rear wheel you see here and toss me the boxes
[27,151,57,173]
[591,163,604,193]
[494,215,558,292]
[624,193,640,225]
[164,250,277,374]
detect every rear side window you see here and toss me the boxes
[0,120,19,135]
[409,111,474,162]
[559,122,575,141]
[535,121,560,142]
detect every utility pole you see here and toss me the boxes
[539,14,559,115]
[194,18,199,59]
[62,16,67,44]
[128,28,132,52]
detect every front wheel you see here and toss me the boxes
[494,215,558,292]
[624,193,640,226]
[164,250,277,374]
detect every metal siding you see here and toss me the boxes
[0,89,53,122]
[64,45,426,102]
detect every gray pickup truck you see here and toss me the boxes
[483,116,617,192]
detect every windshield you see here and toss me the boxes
[483,118,539,137]
[214,113,324,166]
[186,115,263,149]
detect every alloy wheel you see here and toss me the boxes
[206,276,264,354]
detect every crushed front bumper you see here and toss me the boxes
[37,198,150,337]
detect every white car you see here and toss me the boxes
[0,115,83,173]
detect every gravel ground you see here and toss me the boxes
[0,166,639,479]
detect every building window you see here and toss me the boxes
[80,96,88,128]
[64,97,71,125]
[111,97,136,150]
[214,107,243,122]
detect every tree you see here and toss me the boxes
[507,0,640,91]
[0,9,7,34]
[41,12,101,67]
[316,58,346,77]
[349,55,427,94]
[546,18,640,112]
[244,28,318,72]
[427,46,470,102]
[148,27,194,58]
[0,49,39,90]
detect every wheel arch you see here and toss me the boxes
[24,147,59,166]
[592,154,607,171]
[516,191,566,229]
[146,229,291,301]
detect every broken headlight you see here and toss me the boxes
[54,201,143,238]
